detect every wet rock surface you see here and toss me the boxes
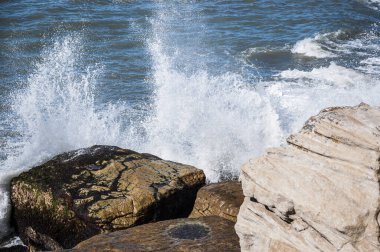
[235,103,380,252]
[10,145,205,249]
[0,246,27,252]
[64,216,240,252]
[189,181,243,222]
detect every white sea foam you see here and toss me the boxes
[5,36,128,169]
[141,4,283,181]
[280,62,373,87]
[266,63,380,133]
[0,236,23,248]
[358,57,380,74]
[143,42,282,180]
[291,36,336,58]
[0,189,10,239]
[362,0,380,10]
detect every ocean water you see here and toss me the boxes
[1,0,380,243]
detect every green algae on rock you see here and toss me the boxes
[10,145,205,250]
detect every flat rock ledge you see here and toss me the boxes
[62,216,240,252]
[189,181,244,222]
[235,103,380,252]
[11,145,205,250]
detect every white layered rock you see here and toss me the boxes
[235,103,380,252]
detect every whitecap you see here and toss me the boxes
[291,36,336,58]
[279,62,373,87]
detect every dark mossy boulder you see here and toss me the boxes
[189,181,244,222]
[11,145,205,250]
[63,216,240,252]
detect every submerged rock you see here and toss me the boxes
[64,216,240,252]
[189,181,243,222]
[236,103,380,252]
[11,145,205,249]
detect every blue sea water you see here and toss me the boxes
[1,0,380,244]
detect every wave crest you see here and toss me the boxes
[291,34,337,58]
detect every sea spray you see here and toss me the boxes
[0,190,10,240]
[6,35,129,169]
[0,35,128,239]
[141,2,283,181]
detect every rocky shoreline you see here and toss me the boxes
[3,146,242,251]
[2,103,380,251]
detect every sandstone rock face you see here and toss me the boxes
[64,216,240,252]
[189,181,244,222]
[11,145,205,249]
[235,103,380,252]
